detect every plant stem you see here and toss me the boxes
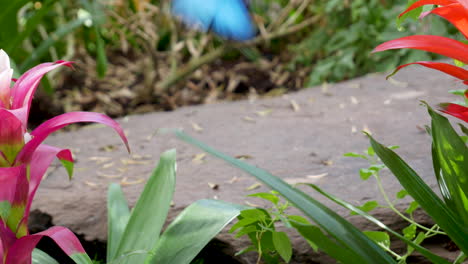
[374,173,446,235]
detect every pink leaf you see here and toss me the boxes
[16,111,129,165]
[5,226,87,264]
[373,35,468,64]
[16,145,73,235]
[10,61,73,124]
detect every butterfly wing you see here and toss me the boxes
[211,0,256,41]
[171,0,256,41]
[171,0,219,32]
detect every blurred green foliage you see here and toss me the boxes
[288,0,459,86]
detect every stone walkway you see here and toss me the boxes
[35,65,462,262]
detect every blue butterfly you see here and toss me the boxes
[171,0,256,41]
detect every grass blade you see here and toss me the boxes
[107,183,131,262]
[308,184,452,264]
[147,199,245,264]
[114,149,177,264]
[176,131,395,264]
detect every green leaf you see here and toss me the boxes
[248,192,280,205]
[272,231,292,263]
[308,184,452,264]
[396,189,408,199]
[240,208,268,220]
[359,168,373,180]
[344,152,368,159]
[403,224,417,240]
[289,220,363,261]
[114,150,177,264]
[351,201,379,215]
[107,183,131,262]
[427,106,468,223]
[366,146,375,157]
[147,199,244,264]
[405,201,419,214]
[32,249,59,264]
[364,231,390,249]
[230,218,261,233]
[176,131,395,264]
[368,134,468,255]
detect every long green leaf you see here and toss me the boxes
[107,183,131,262]
[114,149,177,264]
[428,106,468,223]
[308,184,452,264]
[369,135,468,254]
[147,199,245,264]
[32,249,59,264]
[289,220,372,264]
[176,131,395,264]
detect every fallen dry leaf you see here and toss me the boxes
[243,116,256,123]
[121,177,145,186]
[190,121,203,132]
[256,109,272,117]
[290,99,300,112]
[246,182,262,191]
[208,182,219,190]
[192,153,207,164]
[84,181,99,187]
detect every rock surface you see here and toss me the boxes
[33,65,463,262]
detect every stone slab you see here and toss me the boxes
[34,65,458,247]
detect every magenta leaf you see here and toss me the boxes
[5,226,91,264]
[16,111,129,165]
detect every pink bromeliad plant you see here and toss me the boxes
[373,0,468,123]
[0,50,129,263]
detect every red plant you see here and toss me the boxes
[0,50,129,263]
[373,0,468,123]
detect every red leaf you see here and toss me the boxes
[387,61,468,84]
[429,4,468,39]
[399,0,457,18]
[373,35,468,64]
[441,103,468,122]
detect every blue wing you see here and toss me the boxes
[171,0,256,41]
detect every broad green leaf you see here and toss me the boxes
[272,231,292,263]
[0,201,11,222]
[176,131,395,264]
[32,249,59,264]
[107,183,131,262]
[368,135,468,255]
[147,199,245,264]
[308,184,452,264]
[114,149,176,264]
[428,106,468,223]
